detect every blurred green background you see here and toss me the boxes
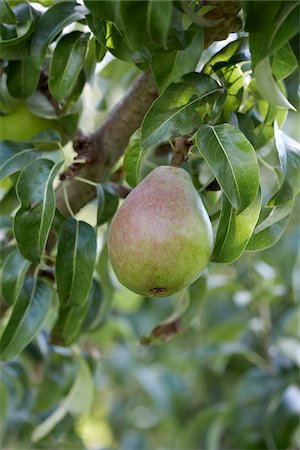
[1,54,300,450]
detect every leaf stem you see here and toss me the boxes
[74,176,98,187]
[63,183,76,219]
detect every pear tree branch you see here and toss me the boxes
[55,71,158,217]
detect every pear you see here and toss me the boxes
[108,166,213,297]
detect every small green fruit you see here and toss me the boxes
[108,165,213,297]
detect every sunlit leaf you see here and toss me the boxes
[142,73,224,149]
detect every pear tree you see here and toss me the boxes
[0,0,300,447]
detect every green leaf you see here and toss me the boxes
[249,1,300,66]
[243,0,281,33]
[95,241,114,324]
[142,73,224,149]
[13,159,63,263]
[106,23,150,64]
[119,1,149,51]
[212,191,262,263]
[96,185,119,226]
[123,129,146,188]
[84,0,118,22]
[273,120,287,186]
[246,200,293,252]
[220,65,244,120]
[204,38,249,74]
[86,14,106,45]
[271,42,298,80]
[55,219,97,307]
[268,135,300,206]
[147,0,172,49]
[30,130,62,151]
[31,1,86,69]
[0,141,37,181]
[32,357,94,442]
[196,124,259,213]
[6,58,40,98]
[0,3,37,60]
[0,277,52,361]
[151,28,203,92]
[81,280,103,331]
[49,31,90,102]
[0,249,30,305]
[254,57,295,110]
[0,0,16,24]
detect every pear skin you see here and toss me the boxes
[108,166,213,297]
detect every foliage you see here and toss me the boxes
[0,0,299,448]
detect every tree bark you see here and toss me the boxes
[56,71,158,216]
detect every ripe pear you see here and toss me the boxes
[108,166,213,297]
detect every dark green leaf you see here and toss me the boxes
[196,124,259,213]
[147,0,172,48]
[95,241,114,324]
[123,129,146,188]
[49,31,89,102]
[84,0,118,21]
[30,130,62,151]
[106,23,150,64]
[0,3,37,60]
[151,28,203,92]
[0,0,16,24]
[243,0,281,32]
[142,73,224,149]
[119,1,149,51]
[271,42,298,80]
[212,191,262,263]
[55,219,97,307]
[246,200,293,252]
[6,58,40,98]
[81,279,103,332]
[0,187,18,215]
[13,159,63,263]
[0,141,38,181]
[97,185,119,226]
[233,113,255,146]
[86,14,106,45]
[249,2,300,66]
[268,135,300,206]
[0,277,52,361]
[31,1,86,69]
[0,249,30,305]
